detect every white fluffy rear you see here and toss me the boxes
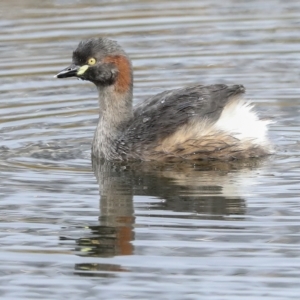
[214,97,272,148]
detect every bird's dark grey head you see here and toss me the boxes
[56,38,132,93]
[72,38,126,65]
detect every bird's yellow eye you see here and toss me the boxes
[88,57,96,65]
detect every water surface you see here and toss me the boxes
[0,0,300,299]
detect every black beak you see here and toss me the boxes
[55,64,79,78]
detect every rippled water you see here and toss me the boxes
[0,0,300,299]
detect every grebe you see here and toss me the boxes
[56,38,272,161]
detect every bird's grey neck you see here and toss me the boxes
[97,85,133,128]
[92,85,133,159]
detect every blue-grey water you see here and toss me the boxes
[0,0,300,299]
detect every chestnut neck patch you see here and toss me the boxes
[103,55,132,93]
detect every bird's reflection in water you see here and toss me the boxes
[74,157,264,276]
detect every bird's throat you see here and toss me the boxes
[97,85,134,130]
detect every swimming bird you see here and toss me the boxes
[56,38,272,161]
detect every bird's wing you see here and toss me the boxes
[128,84,245,144]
